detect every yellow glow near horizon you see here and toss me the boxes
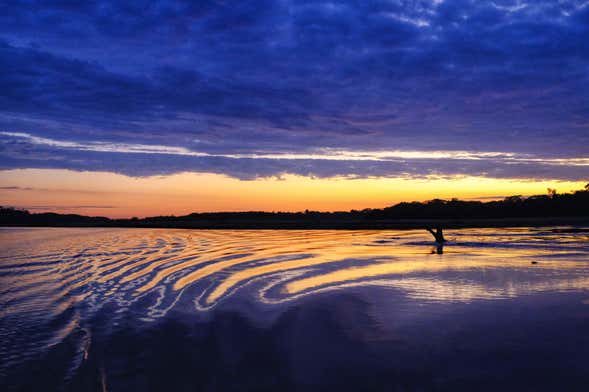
[0,169,586,218]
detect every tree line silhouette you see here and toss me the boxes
[2,184,588,229]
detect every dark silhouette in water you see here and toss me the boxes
[426,227,446,243]
[426,227,446,254]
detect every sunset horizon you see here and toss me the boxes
[1,1,588,216]
[2,168,586,218]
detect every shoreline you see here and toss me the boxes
[2,216,589,230]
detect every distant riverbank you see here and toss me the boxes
[2,216,589,230]
[2,185,588,229]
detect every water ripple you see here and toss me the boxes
[1,227,589,378]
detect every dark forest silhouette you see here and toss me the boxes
[2,185,588,229]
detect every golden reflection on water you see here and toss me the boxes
[1,227,588,316]
[2,227,589,371]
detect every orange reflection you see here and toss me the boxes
[1,227,588,316]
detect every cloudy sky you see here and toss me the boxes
[0,0,588,216]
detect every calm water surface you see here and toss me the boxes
[1,227,589,391]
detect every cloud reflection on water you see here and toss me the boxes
[1,227,588,315]
[1,227,589,385]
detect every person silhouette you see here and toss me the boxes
[426,227,446,243]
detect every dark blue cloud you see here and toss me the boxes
[1,133,587,181]
[0,0,588,178]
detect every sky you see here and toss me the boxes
[0,0,588,217]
